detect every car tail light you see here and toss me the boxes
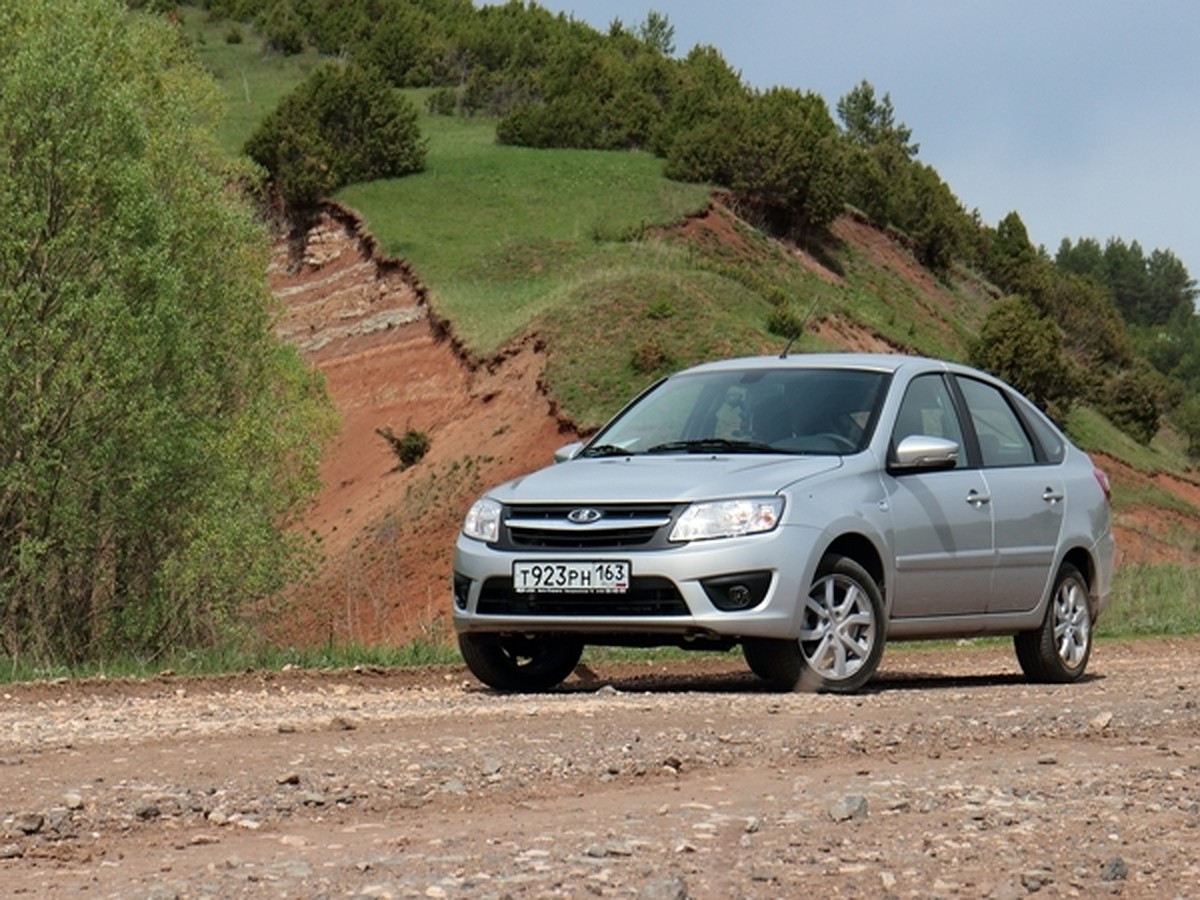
[1093,467,1112,503]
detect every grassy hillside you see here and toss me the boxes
[175,13,1200,649]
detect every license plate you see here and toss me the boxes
[512,560,630,594]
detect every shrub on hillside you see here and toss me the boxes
[377,427,430,470]
[1095,364,1165,445]
[969,295,1080,418]
[245,61,427,214]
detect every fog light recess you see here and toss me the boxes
[453,573,472,610]
[701,571,772,611]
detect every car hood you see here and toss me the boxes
[489,454,843,504]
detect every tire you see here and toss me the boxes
[458,633,583,692]
[743,554,885,694]
[1014,563,1092,683]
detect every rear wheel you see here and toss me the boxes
[1014,563,1092,683]
[458,633,583,691]
[743,554,884,693]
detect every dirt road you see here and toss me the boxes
[2,638,1198,898]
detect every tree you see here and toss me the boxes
[836,80,918,156]
[1145,248,1197,326]
[637,10,676,56]
[1097,363,1165,444]
[986,211,1043,296]
[652,44,746,158]
[245,61,427,245]
[0,0,333,665]
[1055,236,1105,282]
[969,296,1078,416]
[674,86,846,240]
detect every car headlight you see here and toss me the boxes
[462,497,502,543]
[669,497,784,542]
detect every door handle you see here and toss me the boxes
[966,489,991,508]
[1042,488,1065,504]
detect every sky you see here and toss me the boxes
[528,0,1200,281]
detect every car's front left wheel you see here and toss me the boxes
[458,633,583,691]
[743,554,885,693]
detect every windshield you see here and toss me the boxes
[582,367,890,457]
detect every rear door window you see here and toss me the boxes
[956,377,1037,468]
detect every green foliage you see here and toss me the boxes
[837,81,919,156]
[636,10,676,56]
[1093,362,1165,445]
[652,45,745,158]
[357,5,441,87]
[376,427,431,470]
[497,40,669,151]
[1171,395,1200,458]
[984,211,1043,296]
[244,61,427,213]
[835,81,969,270]
[1040,273,1131,369]
[728,88,847,237]
[1101,564,1200,637]
[0,0,334,666]
[260,0,305,55]
[766,303,807,340]
[969,296,1078,416]
[667,86,847,241]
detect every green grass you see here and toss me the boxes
[1067,405,1193,475]
[179,7,327,156]
[339,117,712,356]
[0,639,460,685]
[1100,563,1200,636]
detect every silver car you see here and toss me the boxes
[452,354,1115,693]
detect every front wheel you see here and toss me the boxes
[1014,563,1092,683]
[458,633,583,691]
[743,554,885,693]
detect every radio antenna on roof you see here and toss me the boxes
[778,298,821,358]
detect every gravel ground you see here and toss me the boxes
[1,638,1198,899]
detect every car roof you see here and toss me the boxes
[678,352,964,377]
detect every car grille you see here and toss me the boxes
[500,503,679,550]
[477,576,688,616]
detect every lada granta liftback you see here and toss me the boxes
[452,353,1115,693]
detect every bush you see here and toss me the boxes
[244,62,427,214]
[766,303,806,340]
[1095,365,1164,445]
[377,427,430,470]
[969,295,1078,416]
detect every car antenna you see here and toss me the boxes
[779,298,821,358]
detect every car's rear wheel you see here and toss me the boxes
[743,554,884,693]
[458,633,583,691]
[1014,563,1092,683]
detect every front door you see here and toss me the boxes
[886,374,994,618]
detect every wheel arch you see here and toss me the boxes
[1060,545,1099,612]
[821,532,886,598]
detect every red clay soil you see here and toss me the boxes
[269,204,1199,648]
[269,207,574,647]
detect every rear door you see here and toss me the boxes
[953,376,1065,613]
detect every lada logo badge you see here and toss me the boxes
[567,507,603,524]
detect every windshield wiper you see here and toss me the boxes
[579,443,637,458]
[645,438,784,455]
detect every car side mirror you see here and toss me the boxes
[889,435,959,472]
[553,441,583,463]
